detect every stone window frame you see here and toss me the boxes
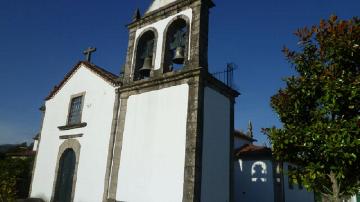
[51,139,81,202]
[160,14,191,73]
[58,92,87,131]
[67,92,86,125]
[131,27,159,81]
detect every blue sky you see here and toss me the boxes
[0,0,359,145]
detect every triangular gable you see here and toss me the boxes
[146,0,178,13]
[45,61,118,100]
[145,0,215,14]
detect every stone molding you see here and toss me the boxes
[182,74,204,202]
[120,67,239,99]
[51,139,81,202]
[59,134,83,139]
[102,90,121,202]
[123,29,136,80]
[107,97,129,200]
[65,92,86,126]
[58,122,87,131]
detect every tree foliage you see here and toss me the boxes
[264,16,360,201]
[0,155,34,201]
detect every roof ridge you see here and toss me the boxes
[81,61,118,80]
[235,143,272,157]
[45,61,119,100]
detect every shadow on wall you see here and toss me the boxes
[234,159,274,202]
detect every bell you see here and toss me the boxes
[139,56,152,75]
[172,46,185,64]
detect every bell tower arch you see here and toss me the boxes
[133,28,158,80]
[162,15,190,72]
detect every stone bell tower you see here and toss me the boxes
[105,0,239,201]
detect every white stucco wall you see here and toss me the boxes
[116,84,189,202]
[32,139,39,151]
[348,195,358,202]
[201,87,231,202]
[30,65,116,202]
[283,163,314,202]
[146,0,178,13]
[131,8,192,77]
[234,160,315,202]
[234,159,274,202]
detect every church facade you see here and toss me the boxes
[29,0,239,202]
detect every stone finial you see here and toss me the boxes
[247,120,253,138]
[132,8,141,22]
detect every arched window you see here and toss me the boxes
[163,17,189,73]
[134,30,156,81]
[54,148,76,202]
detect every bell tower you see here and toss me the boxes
[121,0,213,82]
[105,0,239,201]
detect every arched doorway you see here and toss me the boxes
[54,148,76,202]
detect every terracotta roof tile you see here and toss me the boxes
[235,144,272,157]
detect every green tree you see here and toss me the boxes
[264,16,360,202]
[0,156,34,201]
[0,158,18,202]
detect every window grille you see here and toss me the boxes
[68,96,83,125]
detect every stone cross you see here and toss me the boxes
[83,47,97,62]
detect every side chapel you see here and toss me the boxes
[29,0,239,202]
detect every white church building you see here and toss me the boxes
[29,0,336,202]
[30,0,239,202]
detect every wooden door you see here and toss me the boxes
[54,149,76,202]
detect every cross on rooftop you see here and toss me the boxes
[83,47,97,62]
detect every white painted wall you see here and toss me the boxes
[348,195,358,202]
[283,163,314,202]
[131,8,193,77]
[234,160,315,202]
[30,64,116,202]
[116,84,189,202]
[201,87,231,202]
[32,139,39,151]
[234,159,274,202]
[146,0,178,13]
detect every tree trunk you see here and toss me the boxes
[329,172,341,202]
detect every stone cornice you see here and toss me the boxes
[116,67,239,99]
[117,67,203,94]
